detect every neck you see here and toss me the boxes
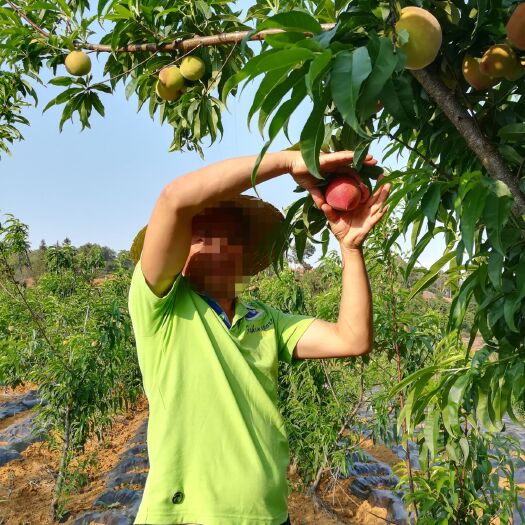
[208,295,236,322]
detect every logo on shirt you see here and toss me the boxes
[245,308,263,321]
[246,319,273,333]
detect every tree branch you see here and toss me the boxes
[75,24,336,53]
[5,0,49,37]
[8,2,525,222]
[410,66,525,219]
[386,132,447,178]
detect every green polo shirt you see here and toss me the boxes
[128,258,316,525]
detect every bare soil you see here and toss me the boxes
[0,382,404,525]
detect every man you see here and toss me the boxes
[127,149,391,525]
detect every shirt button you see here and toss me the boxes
[172,491,184,504]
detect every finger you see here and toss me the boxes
[366,185,386,207]
[309,186,326,209]
[375,175,389,187]
[321,202,340,223]
[318,150,356,169]
[369,193,390,214]
[372,202,390,217]
[373,204,390,221]
[330,166,362,180]
[373,179,391,197]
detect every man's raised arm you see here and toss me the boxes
[138,149,371,298]
[140,152,293,298]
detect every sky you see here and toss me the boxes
[1,1,446,269]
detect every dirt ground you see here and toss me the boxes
[0,382,405,525]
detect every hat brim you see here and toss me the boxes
[130,194,284,276]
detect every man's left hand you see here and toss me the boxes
[310,173,391,252]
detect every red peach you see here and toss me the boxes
[325,176,362,211]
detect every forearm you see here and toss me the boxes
[335,245,373,354]
[163,151,293,215]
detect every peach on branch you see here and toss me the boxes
[480,44,519,78]
[64,50,91,76]
[506,3,525,50]
[180,56,206,81]
[155,79,182,101]
[462,55,498,90]
[395,6,442,70]
[159,65,185,90]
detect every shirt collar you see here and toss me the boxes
[196,291,255,326]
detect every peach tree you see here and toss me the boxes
[3,0,525,521]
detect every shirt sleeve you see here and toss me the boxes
[128,257,185,338]
[270,307,316,365]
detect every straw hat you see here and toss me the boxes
[130,194,285,276]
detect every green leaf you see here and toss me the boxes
[251,82,306,188]
[330,47,371,138]
[503,291,521,332]
[263,32,307,49]
[257,66,306,135]
[91,93,105,117]
[357,35,398,120]
[221,49,283,103]
[379,75,417,125]
[487,250,503,290]
[404,377,428,434]
[483,191,513,256]
[460,183,488,259]
[312,22,339,48]
[295,230,307,262]
[447,270,478,332]
[424,406,440,459]
[53,0,73,16]
[248,67,290,129]
[255,10,322,34]
[499,144,523,165]
[408,245,456,301]
[125,76,140,100]
[270,197,308,273]
[476,368,503,432]
[58,94,83,132]
[299,87,330,179]
[48,76,74,87]
[254,48,315,77]
[267,83,307,141]
[387,365,441,400]
[321,228,330,257]
[352,141,371,170]
[420,183,441,223]
[404,226,446,281]
[305,50,332,99]
[42,87,84,113]
[459,436,469,463]
[498,123,525,142]
[98,0,115,17]
[397,28,410,46]
[442,373,470,438]
[109,4,133,19]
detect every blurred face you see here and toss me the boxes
[182,233,251,298]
